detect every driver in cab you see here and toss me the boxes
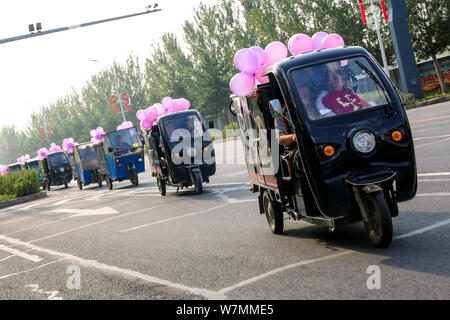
[115,135,132,153]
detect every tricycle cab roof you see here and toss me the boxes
[157,109,203,123]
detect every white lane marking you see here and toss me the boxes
[0,216,34,227]
[5,216,74,236]
[25,284,63,300]
[119,204,228,233]
[419,179,450,182]
[228,171,248,177]
[414,133,450,139]
[416,193,450,197]
[119,185,253,233]
[418,172,450,177]
[217,218,450,296]
[0,244,43,262]
[394,218,450,240]
[0,235,220,299]
[50,207,119,218]
[22,203,173,245]
[415,137,450,149]
[217,251,353,295]
[0,259,65,280]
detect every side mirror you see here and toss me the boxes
[269,99,285,118]
[108,147,113,153]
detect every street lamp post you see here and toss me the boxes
[112,67,127,122]
[0,5,161,45]
[369,0,390,77]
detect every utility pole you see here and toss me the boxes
[369,0,389,76]
[112,67,127,122]
[0,5,161,45]
[387,0,424,99]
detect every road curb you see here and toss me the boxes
[406,95,450,110]
[0,192,47,209]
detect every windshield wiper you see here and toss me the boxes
[354,60,395,118]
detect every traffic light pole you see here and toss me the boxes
[0,7,162,45]
[112,67,127,122]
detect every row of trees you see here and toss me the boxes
[1,0,448,164]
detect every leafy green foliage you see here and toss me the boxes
[0,170,41,201]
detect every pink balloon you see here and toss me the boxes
[321,34,345,49]
[136,109,147,121]
[230,72,255,97]
[289,34,314,56]
[146,107,158,121]
[234,48,259,75]
[312,32,328,50]
[263,41,288,66]
[255,64,269,84]
[90,130,97,137]
[249,46,265,67]
[141,119,153,130]
[172,99,184,111]
[180,98,190,110]
[162,97,174,108]
[96,127,105,135]
[154,103,165,116]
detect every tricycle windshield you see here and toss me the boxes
[77,145,97,162]
[47,152,68,167]
[289,56,391,120]
[162,115,210,144]
[27,161,40,171]
[108,127,142,153]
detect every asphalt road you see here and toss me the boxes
[0,102,449,300]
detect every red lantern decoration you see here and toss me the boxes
[357,0,367,24]
[110,96,119,114]
[121,93,130,111]
[38,128,45,140]
[380,1,388,21]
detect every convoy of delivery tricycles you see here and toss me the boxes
[0,45,418,248]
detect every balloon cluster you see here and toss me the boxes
[49,143,62,153]
[117,121,134,131]
[62,138,78,153]
[230,42,288,96]
[0,165,9,175]
[136,97,191,130]
[36,148,49,161]
[90,127,105,144]
[230,32,345,97]
[17,154,31,164]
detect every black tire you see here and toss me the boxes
[77,179,83,190]
[106,177,113,190]
[47,181,51,191]
[130,169,139,187]
[98,179,103,188]
[193,171,203,194]
[363,191,393,248]
[157,175,166,196]
[262,191,283,235]
[64,182,68,189]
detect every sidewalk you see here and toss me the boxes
[406,95,450,110]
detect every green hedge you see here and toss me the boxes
[0,170,41,201]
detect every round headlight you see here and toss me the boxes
[59,167,65,173]
[186,147,197,157]
[352,130,376,154]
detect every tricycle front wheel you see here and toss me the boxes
[106,177,113,190]
[363,191,393,248]
[157,175,166,196]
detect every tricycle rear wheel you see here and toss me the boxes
[77,179,83,190]
[262,191,283,235]
[364,191,393,248]
[106,177,113,190]
[157,175,166,196]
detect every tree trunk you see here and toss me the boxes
[432,54,448,93]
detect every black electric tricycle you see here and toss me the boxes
[230,46,417,248]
